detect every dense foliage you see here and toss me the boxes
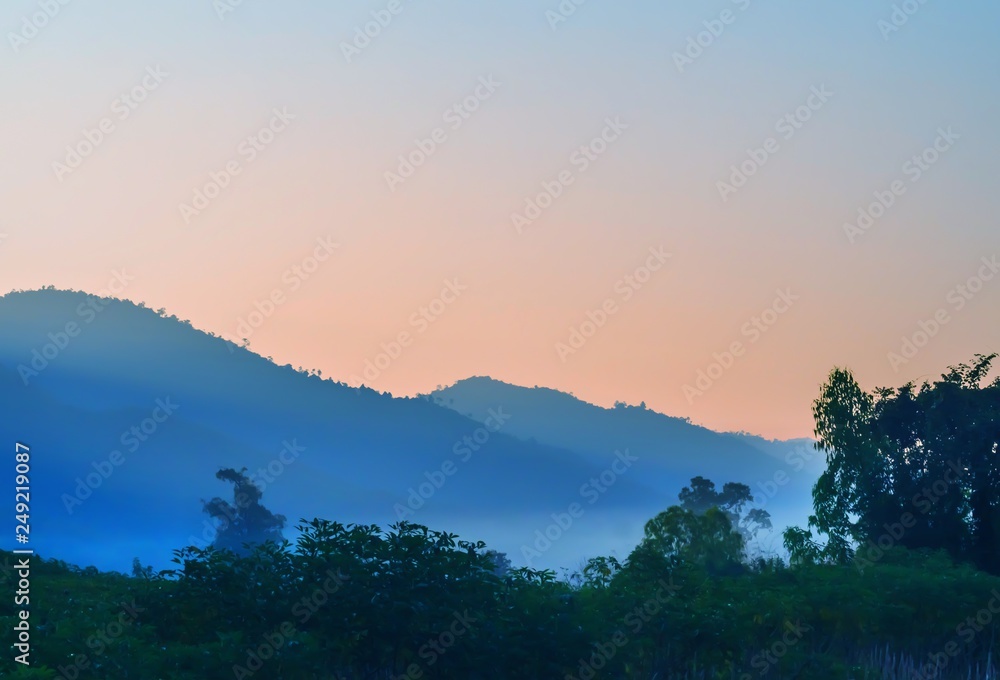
[3,517,1000,678]
[202,468,288,555]
[2,356,999,678]
[789,353,1000,574]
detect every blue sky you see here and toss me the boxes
[2,0,998,437]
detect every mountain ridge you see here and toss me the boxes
[0,289,821,572]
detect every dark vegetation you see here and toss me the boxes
[202,468,288,556]
[1,355,998,678]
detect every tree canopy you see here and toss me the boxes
[201,467,287,555]
[796,353,1000,574]
[5,356,1000,677]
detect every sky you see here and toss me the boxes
[1,0,998,439]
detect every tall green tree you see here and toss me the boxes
[202,467,287,555]
[641,505,744,571]
[678,476,772,542]
[805,353,1000,572]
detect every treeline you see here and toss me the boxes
[2,519,1000,678]
[0,354,998,678]
[785,352,1000,573]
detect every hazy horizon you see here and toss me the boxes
[3,0,999,439]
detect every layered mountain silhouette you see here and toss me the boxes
[429,378,822,546]
[430,377,820,482]
[0,289,823,573]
